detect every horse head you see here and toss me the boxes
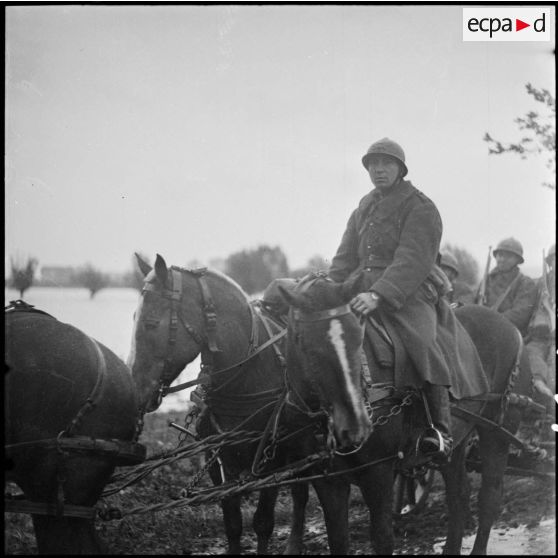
[278,273,371,451]
[128,253,207,413]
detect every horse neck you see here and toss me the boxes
[189,273,259,392]
[196,273,252,360]
[201,280,285,395]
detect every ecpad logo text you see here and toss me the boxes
[463,8,551,41]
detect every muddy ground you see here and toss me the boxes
[5,412,555,555]
[173,473,555,555]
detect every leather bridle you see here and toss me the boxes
[287,302,354,408]
[140,266,222,408]
[287,302,368,455]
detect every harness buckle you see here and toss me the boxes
[157,384,167,404]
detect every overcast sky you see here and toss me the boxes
[5,4,556,278]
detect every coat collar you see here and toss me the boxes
[489,266,520,280]
[359,179,417,219]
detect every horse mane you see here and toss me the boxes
[188,267,252,306]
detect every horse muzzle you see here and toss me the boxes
[329,407,372,451]
[133,361,167,414]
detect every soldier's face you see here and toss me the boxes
[494,251,521,272]
[367,155,401,190]
[441,265,457,284]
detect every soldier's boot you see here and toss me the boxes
[417,383,453,464]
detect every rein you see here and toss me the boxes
[292,303,352,323]
[5,318,146,520]
[285,301,369,455]
[162,328,287,395]
[140,266,223,406]
[140,266,288,402]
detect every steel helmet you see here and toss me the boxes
[440,251,459,277]
[493,237,524,264]
[546,244,555,264]
[361,137,408,177]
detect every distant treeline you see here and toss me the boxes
[7,246,331,299]
[8,242,486,300]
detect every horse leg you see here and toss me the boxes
[470,430,510,555]
[358,462,395,555]
[219,494,244,554]
[209,462,243,554]
[32,516,104,555]
[441,441,471,555]
[19,454,114,555]
[252,487,279,555]
[312,477,351,554]
[283,482,309,555]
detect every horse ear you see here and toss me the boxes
[135,253,153,277]
[277,284,303,309]
[154,254,169,287]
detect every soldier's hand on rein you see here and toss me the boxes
[350,292,380,316]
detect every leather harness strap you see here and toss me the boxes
[164,328,287,394]
[193,268,221,354]
[490,274,521,312]
[148,266,290,397]
[5,305,145,519]
[254,304,287,370]
[292,304,352,323]
[450,406,525,450]
[64,336,108,437]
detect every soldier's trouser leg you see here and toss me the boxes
[525,340,554,406]
[419,382,453,462]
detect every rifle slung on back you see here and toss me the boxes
[474,245,492,306]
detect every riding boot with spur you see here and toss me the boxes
[417,382,453,463]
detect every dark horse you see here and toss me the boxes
[279,275,534,555]
[5,300,145,554]
[128,255,371,554]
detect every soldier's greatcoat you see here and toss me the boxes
[329,179,488,399]
[484,267,538,337]
[525,270,555,398]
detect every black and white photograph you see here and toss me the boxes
[5,3,555,555]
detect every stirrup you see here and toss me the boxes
[416,427,447,456]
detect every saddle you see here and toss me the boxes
[361,313,419,390]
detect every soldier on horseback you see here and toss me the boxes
[474,237,538,337]
[328,137,489,463]
[524,243,555,410]
[439,251,460,306]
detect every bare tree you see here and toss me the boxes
[484,83,555,190]
[77,263,108,299]
[9,255,38,299]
